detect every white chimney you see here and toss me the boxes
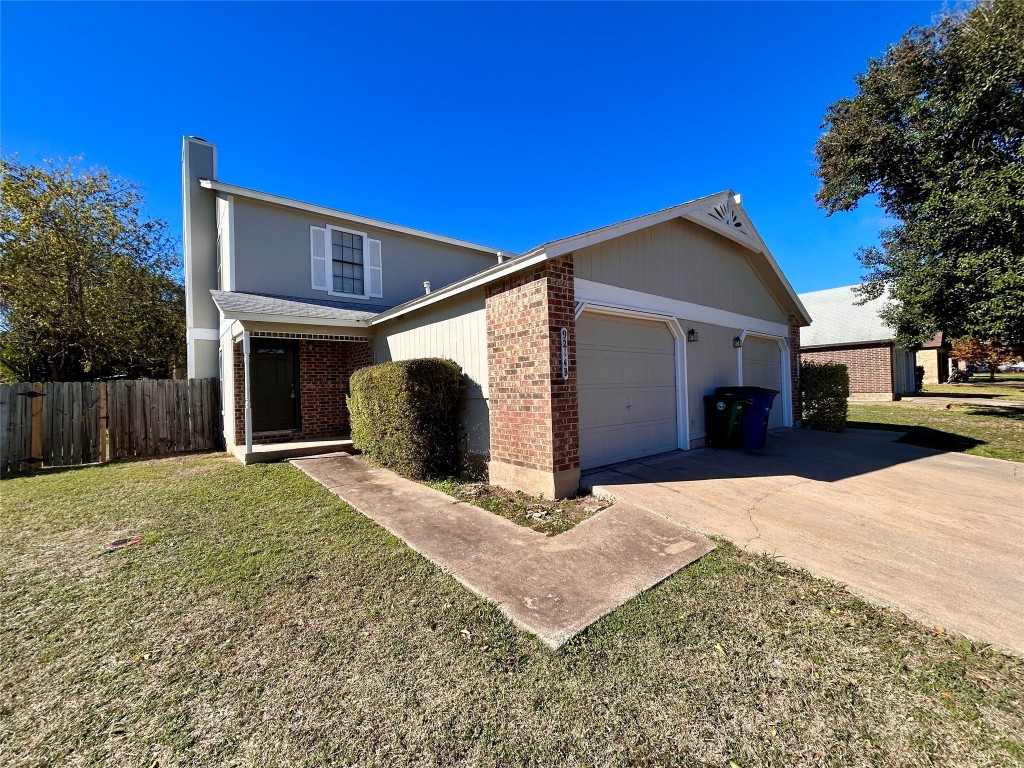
[423,281,431,294]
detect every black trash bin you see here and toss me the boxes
[703,393,747,448]
[715,386,779,449]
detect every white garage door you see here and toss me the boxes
[577,313,678,470]
[742,336,785,428]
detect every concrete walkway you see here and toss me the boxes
[291,454,713,648]
[585,429,1024,655]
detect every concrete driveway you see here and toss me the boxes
[584,429,1024,655]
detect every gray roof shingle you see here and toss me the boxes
[798,285,895,347]
[210,290,386,322]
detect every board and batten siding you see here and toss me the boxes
[574,218,788,324]
[373,289,491,456]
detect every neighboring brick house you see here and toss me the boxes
[917,332,950,384]
[184,137,811,497]
[798,285,917,401]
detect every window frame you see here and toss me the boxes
[325,224,370,299]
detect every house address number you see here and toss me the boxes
[560,327,569,380]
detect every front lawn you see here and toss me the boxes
[921,372,1024,401]
[2,456,1022,767]
[848,402,1024,462]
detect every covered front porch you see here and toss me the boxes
[211,291,380,463]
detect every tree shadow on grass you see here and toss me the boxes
[911,390,1010,399]
[0,450,225,480]
[846,421,986,453]
[948,405,1024,421]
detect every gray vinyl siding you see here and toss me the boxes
[231,198,498,308]
[373,290,490,456]
[574,218,788,324]
[683,320,742,441]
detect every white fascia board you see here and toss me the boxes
[729,200,811,326]
[199,180,508,257]
[575,278,790,338]
[541,192,730,259]
[222,311,372,330]
[368,251,549,325]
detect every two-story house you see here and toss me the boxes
[184,137,810,498]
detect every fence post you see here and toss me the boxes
[29,382,44,470]
[98,381,108,463]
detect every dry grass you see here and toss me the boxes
[426,479,608,535]
[2,455,1023,767]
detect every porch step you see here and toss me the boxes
[232,438,357,465]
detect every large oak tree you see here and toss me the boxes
[0,157,185,382]
[815,0,1024,349]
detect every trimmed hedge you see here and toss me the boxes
[348,358,465,480]
[799,361,849,432]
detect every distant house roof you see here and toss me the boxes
[210,290,385,325]
[798,285,895,348]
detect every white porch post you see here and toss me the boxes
[243,330,253,455]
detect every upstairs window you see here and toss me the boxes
[310,225,383,298]
[332,229,364,296]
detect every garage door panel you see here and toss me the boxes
[742,336,785,429]
[578,314,678,470]
[579,389,626,429]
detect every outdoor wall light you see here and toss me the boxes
[733,336,743,348]
[687,328,698,343]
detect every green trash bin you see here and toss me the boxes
[703,394,747,448]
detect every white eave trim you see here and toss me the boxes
[199,179,507,257]
[220,311,372,329]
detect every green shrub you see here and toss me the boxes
[348,358,465,479]
[799,361,850,432]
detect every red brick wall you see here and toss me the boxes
[788,315,802,422]
[485,257,579,473]
[800,343,894,396]
[233,338,373,445]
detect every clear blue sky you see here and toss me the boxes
[2,1,947,293]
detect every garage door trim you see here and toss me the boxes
[737,329,792,426]
[576,303,689,460]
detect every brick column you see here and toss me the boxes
[788,314,802,425]
[485,257,580,499]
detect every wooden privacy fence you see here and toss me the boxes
[0,378,221,474]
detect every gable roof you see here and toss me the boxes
[199,180,509,257]
[370,191,811,326]
[798,285,895,347]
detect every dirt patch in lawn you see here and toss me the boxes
[427,479,609,535]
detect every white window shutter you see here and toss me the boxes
[366,238,383,298]
[310,226,328,291]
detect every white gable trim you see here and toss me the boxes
[540,192,731,259]
[199,179,506,257]
[365,192,809,328]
